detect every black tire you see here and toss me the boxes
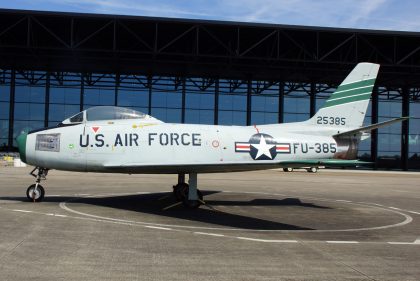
[182,190,203,209]
[283,167,293,172]
[26,184,45,202]
[307,167,318,173]
[173,183,189,201]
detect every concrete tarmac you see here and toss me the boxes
[0,167,419,281]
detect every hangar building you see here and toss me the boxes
[0,9,419,169]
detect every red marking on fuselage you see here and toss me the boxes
[253,125,260,134]
[92,126,100,133]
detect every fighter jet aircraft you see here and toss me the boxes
[16,62,407,208]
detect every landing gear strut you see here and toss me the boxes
[170,173,203,209]
[27,167,48,202]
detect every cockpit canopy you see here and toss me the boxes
[61,106,162,125]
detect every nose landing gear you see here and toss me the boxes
[26,167,48,202]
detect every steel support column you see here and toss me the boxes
[80,76,84,112]
[7,70,15,150]
[114,73,120,106]
[44,72,50,128]
[181,77,186,124]
[371,86,378,169]
[401,87,410,170]
[214,78,219,125]
[278,81,284,123]
[310,82,316,117]
[246,79,252,126]
[148,75,152,115]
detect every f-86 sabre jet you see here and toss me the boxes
[16,63,407,208]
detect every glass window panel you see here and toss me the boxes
[409,100,420,160]
[218,111,246,125]
[151,108,181,123]
[14,103,45,121]
[118,89,149,107]
[185,109,214,124]
[0,85,10,102]
[252,95,278,112]
[0,139,8,150]
[84,88,114,106]
[0,120,9,140]
[219,94,247,111]
[284,96,310,114]
[378,94,402,158]
[50,87,80,104]
[0,102,9,119]
[251,112,277,125]
[284,113,309,123]
[152,91,182,108]
[166,92,182,108]
[185,93,214,110]
[49,104,80,122]
[152,92,167,107]
[15,86,45,103]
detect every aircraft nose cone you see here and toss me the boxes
[16,132,28,163]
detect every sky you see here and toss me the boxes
[1,0,420,32]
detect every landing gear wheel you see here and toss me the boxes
[307,167,318,173]
[283,167,294,172]
[182,190,203,209]
[173,183,189,201]
[26,184,45,202]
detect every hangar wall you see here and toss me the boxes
[1,70,419,170]
[0,9,419,170]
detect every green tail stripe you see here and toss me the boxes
[328,86,374,101]
[336,78,376,92]
[323,93,371,108]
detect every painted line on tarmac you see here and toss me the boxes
[59,191,414,233]
[326,241,359,244]
[194,232,225,237]
[389,207,420,215]
[387,237,420,245]
[237,237,298,243]
[144,226,172,231]
[3,207,420,246]
[12,209,32,213]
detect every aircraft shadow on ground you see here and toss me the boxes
[0,191,332,230]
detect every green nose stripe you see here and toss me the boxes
[16,132,28,163]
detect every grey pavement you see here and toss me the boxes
[0,167,419,281]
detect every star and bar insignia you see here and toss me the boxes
[235,133,290,160]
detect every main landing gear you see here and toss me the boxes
[26,167,48,202]
[164,173,205,210]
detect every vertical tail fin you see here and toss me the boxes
[307,62,380,129]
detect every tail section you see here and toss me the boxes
[307,62,380,129]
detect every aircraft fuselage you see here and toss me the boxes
[23,120,342,174]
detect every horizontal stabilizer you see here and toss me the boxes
[333,117,409,138]
[280,159,372,168]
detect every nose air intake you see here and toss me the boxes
[16,132,28,163]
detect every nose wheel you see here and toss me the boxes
[26,167,48,202]
[26,184,45,202]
